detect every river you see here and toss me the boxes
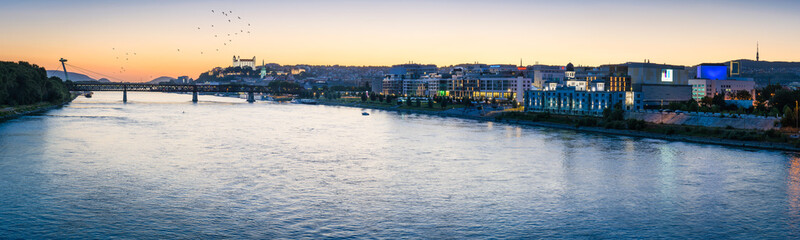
[1,92,799,238]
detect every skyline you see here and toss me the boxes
[2,0,800,82]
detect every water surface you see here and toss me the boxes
[1,92,799,238]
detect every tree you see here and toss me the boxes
[687,98,700,112]
[757,84,783,103]
[360,93,367,102]
[0,61,70,106]
[415,98,421,107]
[770,89,800,113]
[711,94,726,108]
[603,102,625,121]
[427,98,433,108]
[700,96,713,107]
[731,90,752,100]
[782,105,796,128]
[369,92,377,101]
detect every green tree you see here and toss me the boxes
[731,90,752,100]
[360,93,367,102]
[700,96,713,107]
[756,84,783,103]
[603,102,625,121]
[0,61,70,106]
[687,98,699,112]
[782,105,796,128]
[711,94,726,108]
[770,89,800,113]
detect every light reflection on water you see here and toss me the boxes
[0,92,799,238]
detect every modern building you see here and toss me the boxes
[449,76,531,102]
[524,87,642,116]
[370,78,383,94]
[603,62,692,106]
[525,65,566,89]
[382,64,437,95]
[688,63,756,101]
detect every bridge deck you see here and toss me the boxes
[68,82,270,93]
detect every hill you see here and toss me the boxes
[727,59,800,70]
[148,76,176,84]
[723,59,800,86]
[45,70,97,82]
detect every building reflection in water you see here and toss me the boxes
[788,155,800,228]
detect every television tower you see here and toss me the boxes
[756,41,760,62]
[59,58,69,81]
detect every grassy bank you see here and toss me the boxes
[0,94,77,121]
[496,112,800,147]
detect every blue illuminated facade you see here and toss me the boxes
[696,65,728,80]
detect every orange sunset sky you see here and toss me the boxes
[1,0,799,82]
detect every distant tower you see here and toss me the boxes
[59,58,69,81]
[756,42,760,62]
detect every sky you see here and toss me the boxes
[1,0,799,82]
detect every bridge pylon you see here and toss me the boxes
[192,86,198,103]
[247,91,255,103]
[123,84,127,103]
[59,58,69,81]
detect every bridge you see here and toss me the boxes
[68,82,271,103]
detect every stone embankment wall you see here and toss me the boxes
[626,111,779,130]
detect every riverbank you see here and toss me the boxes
[318,99,800,152]
[0,95,76,122]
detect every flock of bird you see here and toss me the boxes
[181,9,254,55]
[108,9,254,76]
[111,48,137,73]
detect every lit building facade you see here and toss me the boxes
[603,62,692,106]
[689,79,756,101]
[524,87,642,116]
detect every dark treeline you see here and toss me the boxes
[0,61,71,106]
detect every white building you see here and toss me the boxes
[232,56,256,69]
[689,78,756,101]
